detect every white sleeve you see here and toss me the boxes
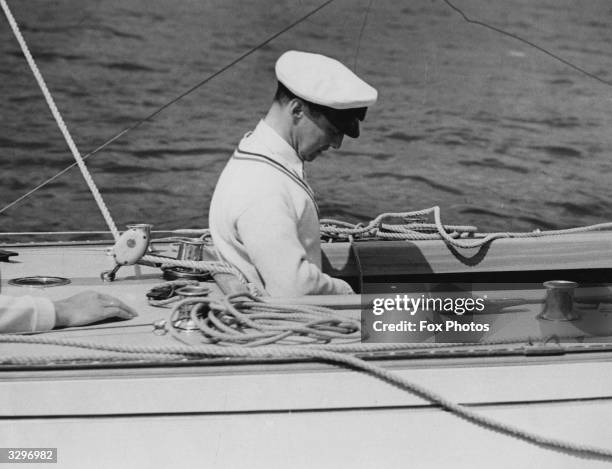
[236,196,354,296]
[0,295,56,333]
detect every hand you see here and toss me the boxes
[53,291,137,328]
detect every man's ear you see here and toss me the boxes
[289,98,305,121]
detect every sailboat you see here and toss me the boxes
[2,1,612,467]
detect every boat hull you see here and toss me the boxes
[1,235,612,467]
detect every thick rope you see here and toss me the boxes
[169,293,361,346]
[0,332,611,461]
[9,338,612,366]
[142,254,240,276]
[1,0,119,240]
[1,352,183,366]
[4,331,612,359]
[4,337,600,365]
[142,254,254,290]
[321,206,612,248]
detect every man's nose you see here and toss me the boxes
[330,132,344,149]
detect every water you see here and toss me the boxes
[1,0,612,235]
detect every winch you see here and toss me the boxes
[162,237,212,282]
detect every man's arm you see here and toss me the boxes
[0,292,137,333]
[237,197,354,297]
[0,295,55,333]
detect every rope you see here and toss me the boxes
[169,292,361,346]
[0,0,119,241]
[143,254,247,279]
[3,330,612,360]
[321,208,478,239]
[381,222,477,234]
[321,206,612,248]
[0,352,182,366]
[1,332,611,461]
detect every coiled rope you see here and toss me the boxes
[321,206,612,249]
[168,292,361,346]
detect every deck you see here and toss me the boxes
[1,237,612,468]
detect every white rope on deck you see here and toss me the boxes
[0,0,119,241]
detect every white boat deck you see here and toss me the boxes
[1,241,612,468]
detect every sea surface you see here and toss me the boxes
[1,0,612,235]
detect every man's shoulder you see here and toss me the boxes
[234,132,270,158]
[222,152,289,183]
[214,154,294,200]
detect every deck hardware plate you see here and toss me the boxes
[8,276,71,287]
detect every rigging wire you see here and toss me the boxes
[442,0,612,88]
[353,0,375,71]
[0,0,336,216]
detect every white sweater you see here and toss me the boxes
[209,120,353,296]
[0,295,55,333]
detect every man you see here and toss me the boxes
[209,50,377,296]
[0,291,137,333]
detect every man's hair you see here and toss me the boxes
[273,81,298,104]
[273,81,326,116]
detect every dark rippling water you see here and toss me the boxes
[1,0,612,234]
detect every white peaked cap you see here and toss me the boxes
[275,50,378,110]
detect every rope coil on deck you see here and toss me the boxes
[169,292,361,346]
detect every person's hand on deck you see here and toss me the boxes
[54,291,137,328]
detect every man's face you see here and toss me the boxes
[296,104,344,162]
